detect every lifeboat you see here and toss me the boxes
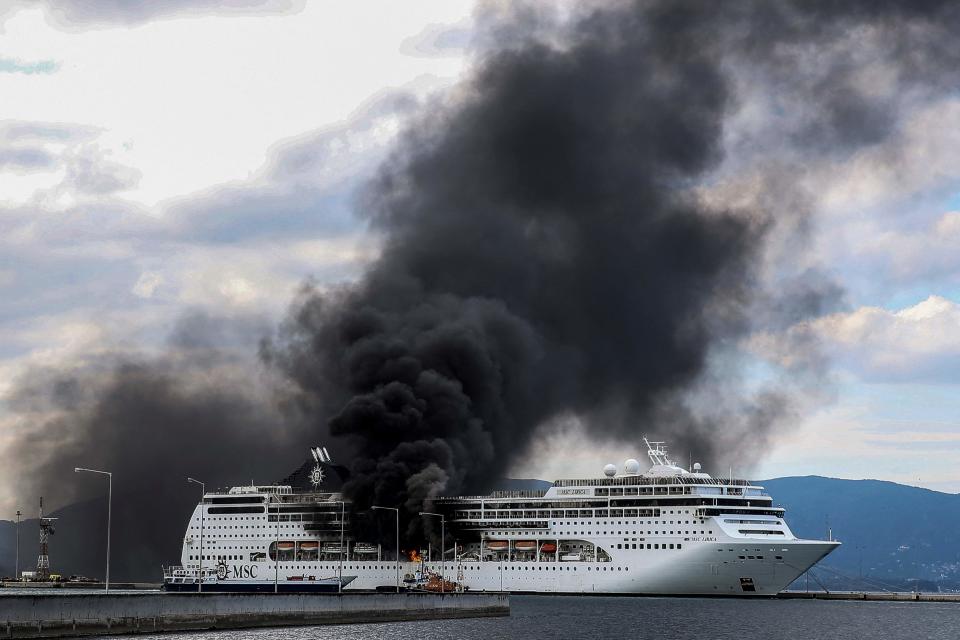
[277,542,295,551]
[421,571,461,593]
[354,543,378,554]
[485,540,508,551]
[322,543,343,553]
[299,541,319,550]
[514,541,536,552]
[540,543,557,554]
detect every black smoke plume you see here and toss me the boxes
[3,315,312,580]
[264,0,960,540]
[8,0,960,568]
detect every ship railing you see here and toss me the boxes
[553,476,754,488]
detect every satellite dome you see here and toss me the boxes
[624,459,641,475]
[693,462,702,472]
[603,464,617,477]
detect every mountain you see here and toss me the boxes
[760,476,960,589]
[1,475,956,587]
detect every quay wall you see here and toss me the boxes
[0,592,509,638]
[778,591,960,602]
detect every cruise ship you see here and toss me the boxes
[163,440,839,595]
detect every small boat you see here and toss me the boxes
[420,573,463,593]
[485,540,508,551]
[299,541,319,550]
[322,543,343,553]
[560,553,582,562]
[277,542,295,551]
[540,543,557,554]
[514,541,536,552]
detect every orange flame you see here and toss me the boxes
[407,549,423,563]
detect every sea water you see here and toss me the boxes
[105,594,960,640]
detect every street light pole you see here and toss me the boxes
[187,478,204,593]
[335,501,345,594]
[75,468,111,591]
[273,493,280,594]
[371,506,399,593]
[419,512,445,594]
[15,510,21,581]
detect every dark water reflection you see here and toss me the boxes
[110,594,960,640]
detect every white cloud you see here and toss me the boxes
[5,0,306,31]
[400,19,473,58]
[0,2,472,207]
[755,296,960,384]
[833,210,960,288]
[0,4,472,394]
[132,271,163,299]
[810,99,960,216]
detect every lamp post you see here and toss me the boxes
[371,506,399,593]
[419,512,445,594]
[74,468,111,591]
[272,493,281,593]
[187,478,204,592]
[15,510,21,581]
[334,501,345,593]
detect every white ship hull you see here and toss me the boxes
[183,539,837,596]
[167,442,839,596]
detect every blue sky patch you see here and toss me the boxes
[0,57,59,75]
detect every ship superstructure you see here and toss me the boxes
[163,440,838,595]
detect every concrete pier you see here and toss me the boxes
[0,592,510,638]
[778,590,960,602]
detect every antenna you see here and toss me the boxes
[36,497,57,581]
[322,447,331,462]
[643,437,673,467]
[310,448,319,463]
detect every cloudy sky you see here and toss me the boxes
[2,0,960,510]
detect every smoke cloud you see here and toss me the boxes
[7,0,960,564]
[265,0,960,538]
[2,314,313,579]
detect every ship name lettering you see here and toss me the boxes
[558,489,589,496]
[232,565,258,579]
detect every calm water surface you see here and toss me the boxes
[109,595,960,640]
